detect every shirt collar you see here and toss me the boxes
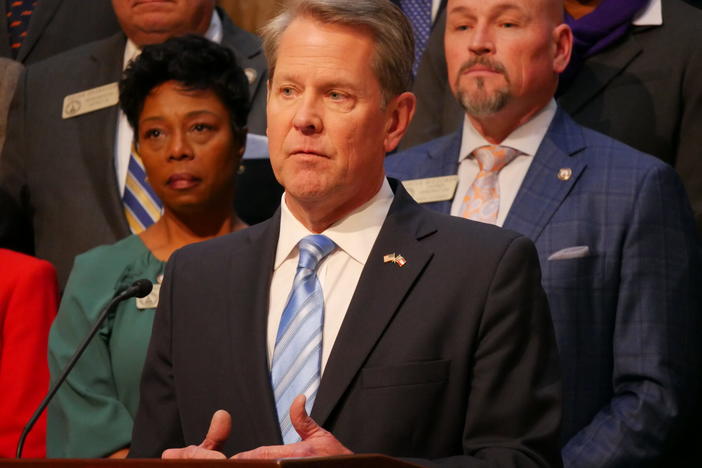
[122,9,223,69]
[458,99,558,162]
[275,178,394,269]
[632,0,662,26]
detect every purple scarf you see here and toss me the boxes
[559,0,650,91]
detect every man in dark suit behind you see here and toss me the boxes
[0,0,119,64]
[129,1,562,466]
[401,0,702,235]
[386,0,702,466]
[0,0,281,288]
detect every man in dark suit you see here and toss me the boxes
[401,0,702,235]
[0,0,280,288]
[386,0,702,466]
[1,0,119,64]
[129,1,562,466]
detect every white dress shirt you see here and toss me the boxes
[450,99,557,226]
[431,0,441,22]
[114,12,223,195]
[267,179,394,373]
[633,0,662,26]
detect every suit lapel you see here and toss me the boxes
[311,187,436,426]
[75,33,130,238]
[558,32,643,114]
[15,0,61,63]
[224,215,283,445]
[504,109,587,242]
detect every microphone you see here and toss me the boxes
[15,279,153,458]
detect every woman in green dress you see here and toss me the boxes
[47,35,251,458]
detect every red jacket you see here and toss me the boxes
[0,249,58,458]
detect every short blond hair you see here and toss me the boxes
[261,0,415,104]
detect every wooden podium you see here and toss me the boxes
[0,455,421,468]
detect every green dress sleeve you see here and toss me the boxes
[47,236,162,458]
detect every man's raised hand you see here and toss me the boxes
[161,409,231,459]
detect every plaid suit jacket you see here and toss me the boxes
[386,108,702,467]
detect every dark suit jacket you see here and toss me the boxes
[130,185,563,467]
[401,0,702,235]
[0,0,119,65]
[386,109,702,467]
[0,10,280,288]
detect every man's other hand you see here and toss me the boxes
[232,395,353,459]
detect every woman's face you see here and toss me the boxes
[136,80,242,214]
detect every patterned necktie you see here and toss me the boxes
[6,0,36,57]
[271,234,336,444]
[123,145,162,233]
[399,0,431,75]
[461,145,519,224]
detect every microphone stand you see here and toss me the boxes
[15,279,153,458]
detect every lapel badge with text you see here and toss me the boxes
[383,253,407,267]
[62,82,119,119]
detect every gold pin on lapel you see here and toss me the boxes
[557,168,572,181]
[383,253,407,267]
[244,68,257,84]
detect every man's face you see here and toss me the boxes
[266,17,406,225]
[112,0,215,46]
[445,0,570,118]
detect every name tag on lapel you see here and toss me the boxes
[62,82,119,119]
[547,245,590,261]
[402,175,458,203]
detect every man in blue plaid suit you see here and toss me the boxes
[386,0,702,466]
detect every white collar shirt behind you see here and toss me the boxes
[451,99,557,226]
[114,11,223,196]
[633,0,662,26]
[267,179,394,373]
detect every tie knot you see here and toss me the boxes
[473,145,520,173]
[297,235,336,271]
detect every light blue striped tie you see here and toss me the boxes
[271,234,336,444]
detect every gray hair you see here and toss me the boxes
[260,0,414,104]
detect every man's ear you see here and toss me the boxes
[265,79,271,137]
[383,91,416,153]
[552,23,573,74]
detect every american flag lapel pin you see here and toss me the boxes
[394,255,407,267]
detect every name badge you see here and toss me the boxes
[136,275,162,310]
[402,175,458,203]
[62,82,119,119]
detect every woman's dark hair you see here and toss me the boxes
[119,34,250,145]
